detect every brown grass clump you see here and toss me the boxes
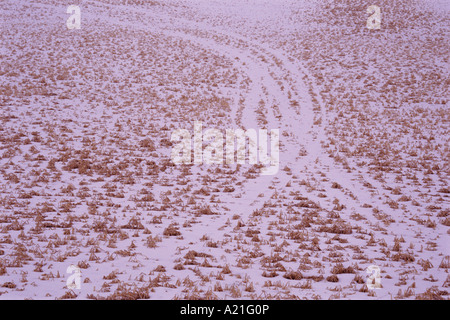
[139,138,155,151]
[58,290,78,300]
[262,271,278,278]
[184,250,212,260]
[318,222,352,234]
[163,225,181,237]
[221,264,231,274]
[353,274,365,284]
[326,275,339,282]
[103,271,117,280]
[391,252,415,263]
[153,265,166,272]
[107,283,150,300]
[439,256,450,269]
[173,263,185,270]
[331,263,355,274]
[146,235,161,248]
[121,217,144,230]
[195,205,217,216]
[283,270,303,280]
[1,282,16,289]
[415,287,447,300]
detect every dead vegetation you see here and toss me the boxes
[0,0,447,300]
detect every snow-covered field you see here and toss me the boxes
[0,0,448,300]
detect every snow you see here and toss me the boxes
[0,0,448,300]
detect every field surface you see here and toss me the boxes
[0,0,448,299]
